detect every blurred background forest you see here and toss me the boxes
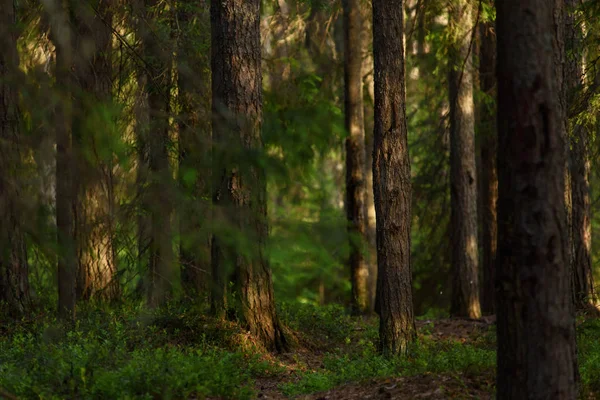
[4,0,598,313]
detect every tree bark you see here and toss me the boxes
[142,0,174,307]
[566,0,595,310]
[0,0,30,316]
[478,18,497,315]
[361,0,377,312]
[177,0,211,298]
[210,0,286,352]
[343,0,369,315]
[496,0,578,397]
[372,0,416,356]
[45,0,77,319]
[448,0,481,319]
[71,0,119,301]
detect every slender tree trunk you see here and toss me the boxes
[343,0,369,315]
[45,0,77,319]
[361,1,377,312]
[211,0,286,352]
[566,0,595,310]
[133,0,151,296]
[372,0,416,356]
[496,0,578,397]
[142,0,174,307]
[177,0,211,298]
[478,17,497,315]
[71,0,119,301]
[448,0,481,319]
[0,0,30,316]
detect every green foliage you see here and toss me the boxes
[278,302,355,342]
[281,329,496,396]
[0,307,258,399]
[577,318,600,396]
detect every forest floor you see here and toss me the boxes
[255,317,497,399]
[1,303,599,399]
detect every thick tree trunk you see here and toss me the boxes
[45,0,77,319]
[0,0,30,316]
[343,0,369,315]
[211,0,286,352]
[372,0,416,356]
[566,0,595,310]
[496,0,578,398]
[478,19,497,315]
[177,0,211,298]
[143,0,174,307]
[71,0,118,301]
[448,0,481,319]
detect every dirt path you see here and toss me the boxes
[255,318,497,399]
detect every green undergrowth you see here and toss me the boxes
[577,317,600,397]
[0,302,280,399]
[1,302,599,399]
[280,331,496,396]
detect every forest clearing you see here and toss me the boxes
[1,0,600,398]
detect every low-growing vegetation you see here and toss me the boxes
[1,303,599,399]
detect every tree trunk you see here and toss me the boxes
[211,0,286,352]
[143,0,174,307]
[372,0,416,356]
[177,0,212,298]
[478,17,497,315]
[71,0,119,301]
[361,1,377,312]
[566,0,595,310]
[448,0,481,319]
[343,0,369,315]
[133,0,151,297]
[495,0,578,397]
[45,0,77,319]
[0,0,30,316]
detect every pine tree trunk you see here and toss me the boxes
[177,0,211,298]
[566,0,595,310]
[361,1,377,312]
[0,0,30,316]
[143,0,174,307]
[448,0,481,319]
[478,18,497,315]
[496,0,578,397]
[343,0,369,315]
[133,0,151,296]
[211,0,286,352]
[372,0,416,356]
[46,0,77,319]
[71,0,118,301]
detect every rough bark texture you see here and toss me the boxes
[177,0,211,298]
[0,0,30,316]
[343,0,369,315]
[372,0,416,356]
[211,0,286,352]
[496,0,578,398]
[143,0,174,307]
[47,0,77,320]
[478,19,497,315]
[448,0,481,319]
[71,0,118,301]
[566,0,595,310]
